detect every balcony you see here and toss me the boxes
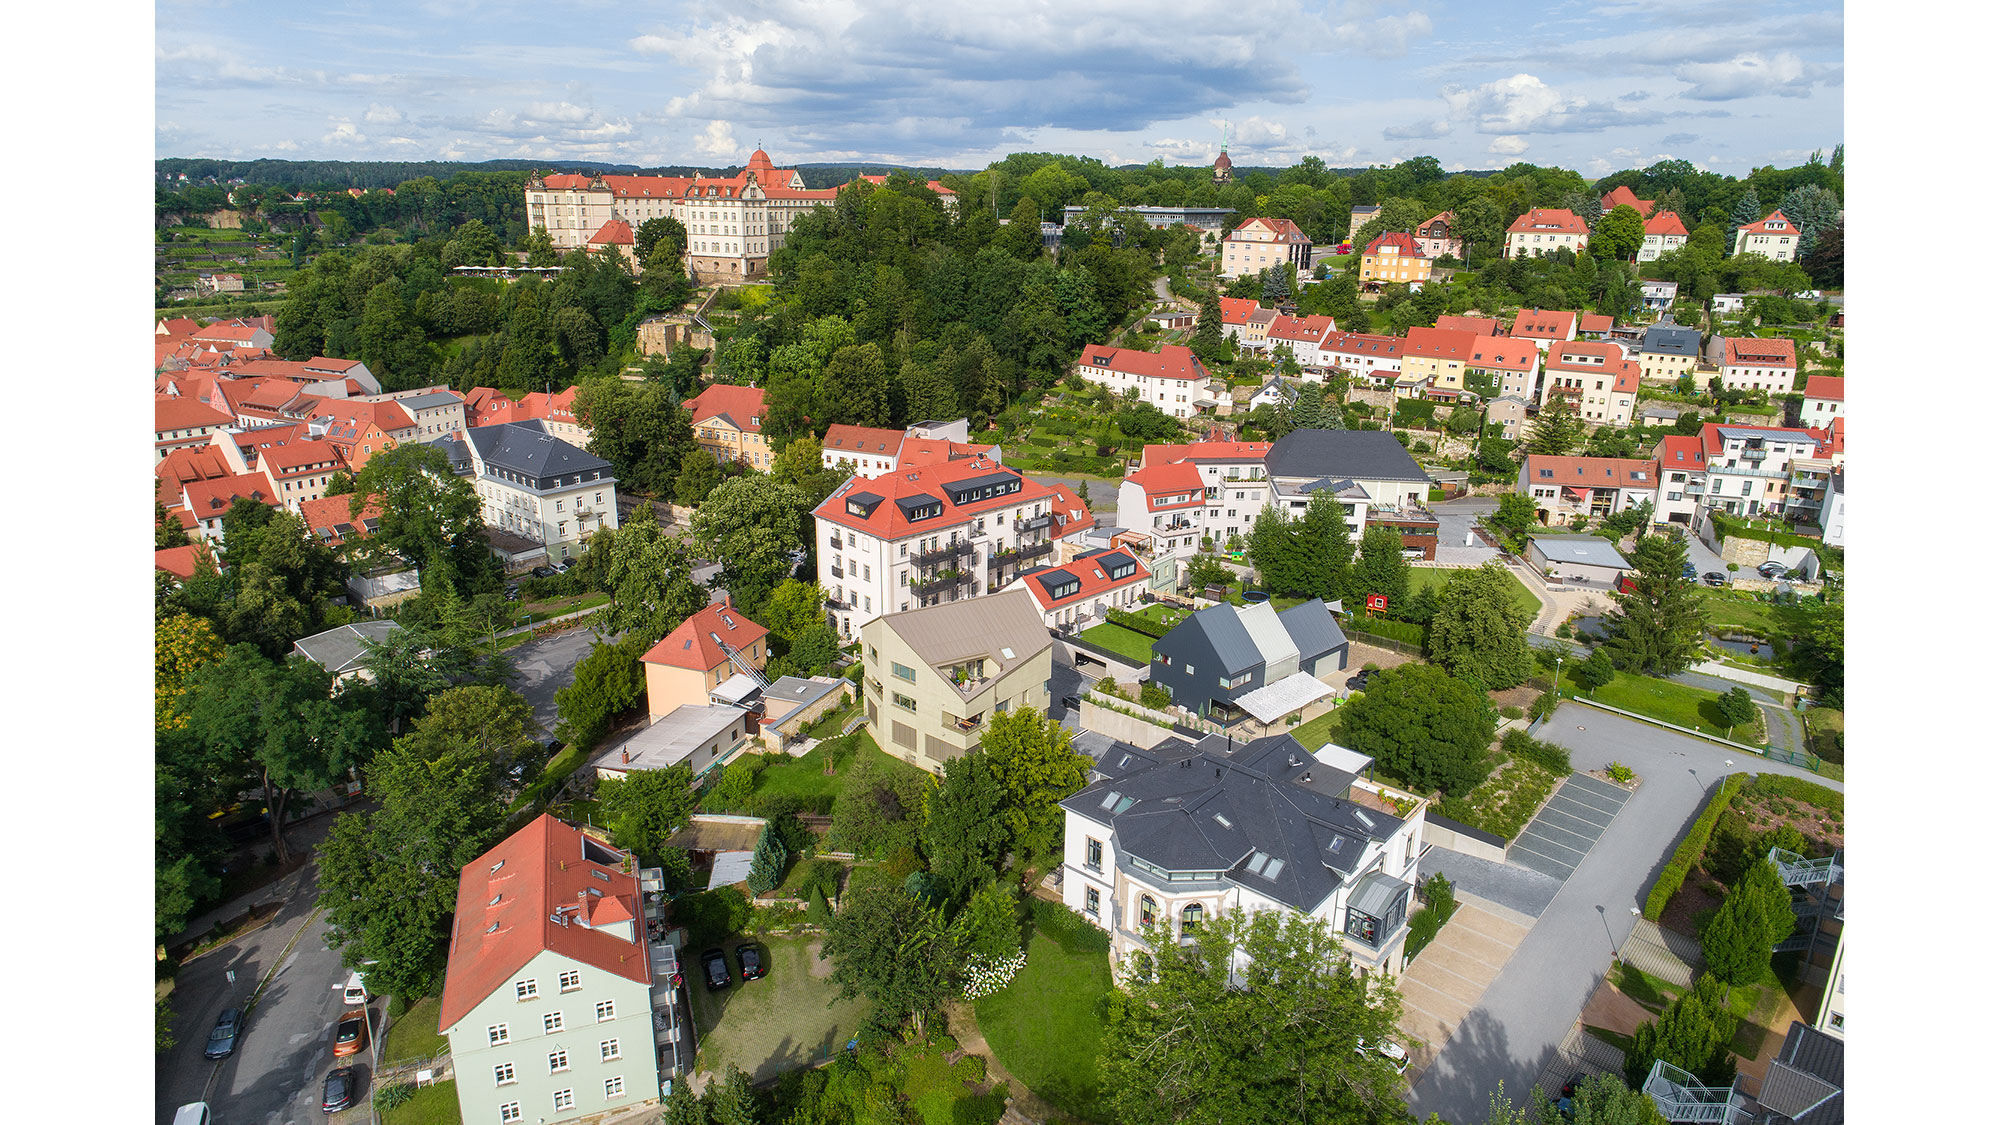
[1015,513,1053,533]
[828,564,844,579]
[945,713,985,734]
[1003,539,1054,566]
[827,534,843,550]
[914,571,972,598]
[823,595,853,611]
[914,540,975,567]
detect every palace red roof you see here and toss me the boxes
[1507,209,1589,236]
[1656,434,1704,467]
[1738,210,1801,236]
[1810,417,1844,456]
[1644,211,1688,237]
[156,395,235,435]
[1803,375,1843,401]
[684,383,768,433]
[642,599,770,672]
[1076,344,1211,382]
[588,219,634,246]
[1140,441,1272,468]
[1723,337,1797,367]
[438,815,651,1033]
[1511,309,1578,339]
[1465,337,1541,372]
[157,445,236,507]
[1599,185,1656,217]
[1015,549,1151,611]
[813,457,1072,539]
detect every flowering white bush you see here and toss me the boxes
[960,950,1028,999]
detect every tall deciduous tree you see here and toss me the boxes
[350,443,490,592]
[1099,908,1408,1125]
[920,750,1010,907]
[822,881,956,1036]
[597,763,699,868]
[1337,662,1497,797]
[1427,563,1536,690]
[600,506,709,644]
[1602,533,1706,675]
[1593,204,1646,261]
[554,632,650,751]
[156,612,225,732]
[981,709,1092,859]
[690,475,813,613]
[819,344,892,427]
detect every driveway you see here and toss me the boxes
[1397,893,1536,1074]
[1680,531,1730,580]
[1506,773,1632,882]
[1430,497,1501,567]
[1404,704,1838,1124]
[510,623,618,738]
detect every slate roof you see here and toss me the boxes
[1169,603,1264,675]
[464,421,612,481]
[399,390,463,411]
[1640,322,1702,358]
[1266,428,1428,484]
[1060,733,1403,912]
[1757,1021,1843,1124]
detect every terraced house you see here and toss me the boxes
[1060,732,1427,978]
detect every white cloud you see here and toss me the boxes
[1441,73,1660,135]
[1383,119,1450,141]
[322,120,367,145]
[693,120,740,158]
[272,139,300,151]
[1333,10,1434,58]
[1487,135,1530,156]
[1674,52,1831,100]
[364,103,404,124]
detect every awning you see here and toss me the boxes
[1564,486,1592,500]
[1232,671,1334,724]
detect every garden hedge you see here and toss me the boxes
[1642,773,1747,920]
[1106,606,1171,639]
[1344,616,1424,646]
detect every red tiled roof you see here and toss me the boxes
[1364,231,1425,258]
[1599,185,1656,217]
[1511,309,1578,339]
[1656,434,1703,466]
[1522,455,1659,487]
[1810,417,1844,456]
[1264,314,1334,345]
[1803,375,1843,401]
[813,457,1072,539]
[1644,211,1688,237]
[588,219,634,246]
[1434,316,1503,337]
[1125,461,1205,508]
[1402,327,1478,362]
[1578,314,1614,334]
[1218,297,1265,326]
[822,424,904,457]
[1737,210,1801,236]
[895,438,999,469]
[1139,441,1271,468]
[192,322,267,344]
[157,317,202,337]
[260,440,346,478]
[1465,338,1541,372]
[154,544,214,580]
[438,815,651,1033]
[156,395,234,435]
[684,383,768,433]
[1075,344,1211,383]
[641,599,769,672]
[1228,216,1310,242]
[183,472,278,514]
[300,495,384,544]
[1016,549,1152,611]
[1043,484,1096,540]
[1548,340,1629,371]
[157,445,236,507]
[1320,332,1404,359]
[1723,336,1796,367]
[1507,209,1589,236]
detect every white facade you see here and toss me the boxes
[1721,361,1796,396]
[1074,346,1215,419]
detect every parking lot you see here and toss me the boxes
[1505,773,1632,882]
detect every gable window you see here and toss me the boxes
[559,970,580,992]
[514,979,537,1001]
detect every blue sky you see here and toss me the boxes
[154,0,1842,176]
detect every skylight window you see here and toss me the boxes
[1099,790,1122,810]
[489,893,503,906]
[1212,813,1233,829]
[1263,859,1285,880]
[1001,647,1015,659]
[1353,810,1377,830]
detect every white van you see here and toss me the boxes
[172,1104,211,1125]
[342,971,370,1006]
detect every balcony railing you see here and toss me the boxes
[827,534,843,550]
[915,573,972,598]
[1015,514,1053,533]
[914,540,975,567]
[945,715,984,734]
[828,564,844,579]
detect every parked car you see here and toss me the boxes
[203,1007,241,1060]
[1554,1072,1587,1119]
[1756,561,1788,578]
[735,943,766,981]
[342,970,371,1006]
[701,947,731,991]
[1354,1036,1410,1074]
[558,557,578,570]
[503,583,520,601]
[1680,562,1697,580]
[531,565,558,579]
[1346,669,1376,692]
[332,1009,368,1057]
[321,1066,357,1112]
[1702,572,1728,587]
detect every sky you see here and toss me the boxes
[155,0,1842,177]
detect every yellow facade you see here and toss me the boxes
[1360,245,1432,285]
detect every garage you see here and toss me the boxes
[1525,535,1631,590]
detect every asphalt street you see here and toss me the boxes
[508,623,618,739]
[1406,702,1839,1124]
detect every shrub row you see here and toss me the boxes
[1106,606,1171,638]
[1403,873,1459,964]
[1435,758,1559,842]
[1029,897,1110,954]
[1344,616,1424,646]
[1642,773,1747,920]
[1502,729,1571,774]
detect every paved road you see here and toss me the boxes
[1406,703,1837,1124]
[158,844,363,1125]
[509,622,619,738]
[1668,669,1803,753]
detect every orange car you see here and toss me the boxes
[332,1009,368,1058]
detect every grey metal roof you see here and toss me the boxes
[707,851,755,889]
[1758,1022,1843,1123]
[1277,600,1347,662]
[466,421,612,480]
[877,589,1052,695]
[761,676,844,726]
[1348,871,1409,918]
[1529,534,1631,570]
[1266,429,1429,485]
[1060,734,1401,912]
[399,391,462,410]
[1171,603,1263,675]
[290,620,401,675]
[1639,322,1701,358]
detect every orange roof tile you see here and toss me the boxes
[894,438,999,469]
[822,424,904,457]
[1465,337,1541,372]
[1511,309,1578,339]
[1507,208,1589,236]
[1434,316,1503,337]
[1075,344,1211,382]
[814,457,1074,539]
[684,383,768,434]
[1578,314,1614,334]
[1522,455,1658,487]
[154,544,214,580]
[588,218,634,246]
[155,395,235,434]
[1125,460,1204,505]
[1016,549,1151,611]
[1402,326,1478,361]
[1364,232,1425,258]
[1139,441,1271,468]
[183,472,278,514]
[641,599,769,672]
[1644,211,1688,237]
[1737,210,1801,236]
[1599,185,1656,217]
[1723,336,1796,367]
[1803,375,1843,401]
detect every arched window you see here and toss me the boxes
[1139,895,1158,928]
[1180,903,1203,932]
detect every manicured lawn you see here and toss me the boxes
[1408,566,1542,619]
[381,1079,462,1125]
[801,697,860,739]
[687,934,874,1083]
[974,931,1116,1122]
[1076,622,1157,663]
[382,996,448,1064]
[1132,602,1189,629]
[1562,669,1749,742]
[745,731,918,808]
[1288,704,1344,752]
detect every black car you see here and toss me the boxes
[1346,669,1375,692]
[503,584,521,602]
[1757,561,1788,578]
[558,556,578,570]
[701,947,731,991]
[1702,572,1728,587]
[204,1007,241,1060]
[735,943,766,981]
[1060,695,1081,712]
[531,565,558,579]
[322,1066,356,1112]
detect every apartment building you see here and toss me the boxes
[1733,210,1802,261]
[1505,208,1589,258]
[1398,326,1479,397]
[436,422,620,560]
[1314,331,1403,386]
[1721,337,1798,395]
[1219,217,1314,279]
[1801,375,1843,424]
[1116,461,1208,562]
[1510,308,1578,352]
[1464,336,1541,402]
[439,816,669,1125]
[819,424,905,479]
[1060,732,1427,978]
[811,457,1094,637]
[1358,232,1431,287]
[1262,429,1437,557]
[155,396,235,462]
[1002,548,1151,630]
[683,383,772,469]
[1264,314,1335,370]
[1516,455,1660,522]
[1541,341,1641,426]
[1636,322,1702,384]
[859,590,1053,774]
[1652,424,1829,520]
[1073,345,1218,419]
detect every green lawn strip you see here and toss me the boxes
[1563,669,1744,741]
[1582,1025,1637,1055]
[1133,603,1189,629]
[974,932,1115,1123]
[687,934,873,1083]
[1435,756,1559,842]
[1407,567,1542,619]
[382,995,448,1063]
[801,699,860,740]
[897,1040,1008,1125]
[1075,622,1157,663]
[1612,961,1684,1012]
[381,1079,462,1125]
[1288,706,1343,752]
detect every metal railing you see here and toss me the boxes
[915,573,970,598]
[1016,514,1053,533]
[914,540,974,567]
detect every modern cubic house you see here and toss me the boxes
[1060,732,1428,978]
[439,816,687,1125]
[1149,600,1348,732]
[859,590,1054,774]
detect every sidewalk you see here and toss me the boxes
[1689,660,1804,695]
